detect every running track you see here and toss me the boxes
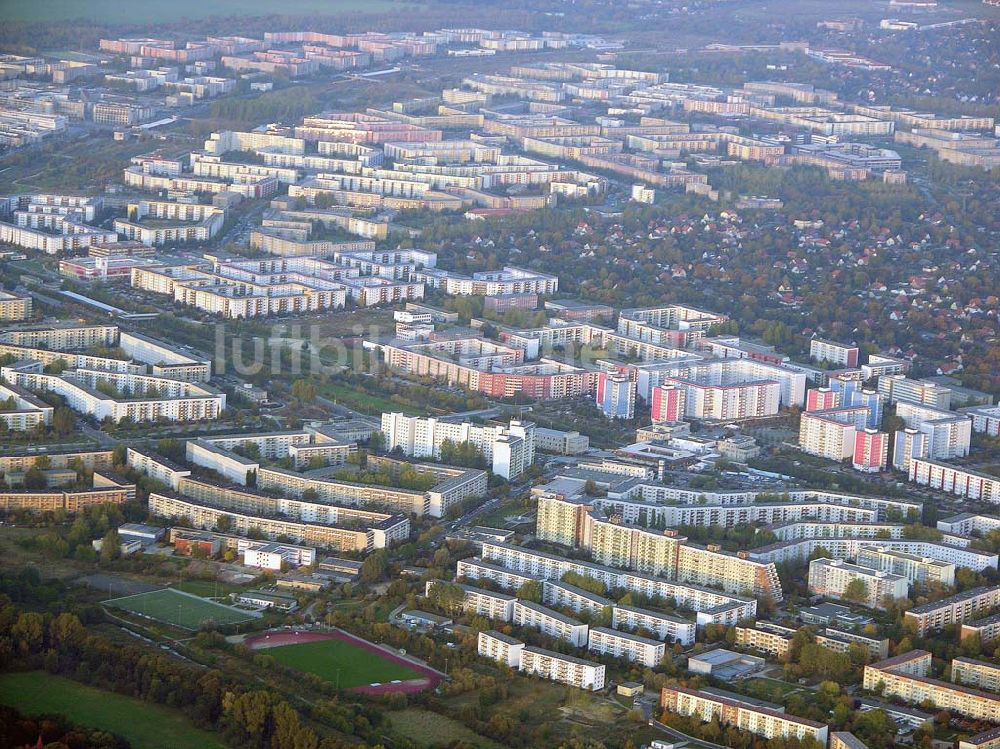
[245,628,443,695]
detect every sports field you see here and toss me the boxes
[104,587,259,630]
[247,630,435,690]
[0,671,225,749]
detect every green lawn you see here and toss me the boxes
[267,638,420,688]
[0,671,225,749]
[104,587,258,630]
[4,0,410,23]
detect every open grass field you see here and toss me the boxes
[0,671,225,749]
[386,708,507,749]
[4,0,411,24]
[265,637,421,688]
[104,587,259,630]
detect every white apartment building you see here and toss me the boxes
[810,338,859,367]
[807,558,909,609]
[856,546,956,587]
[964,406,1000,438]
[238,539,316,569]
[662,377,781,420]
[612,604,696,645]
[0,291,31,321]
[125,446,191,490]
[542,579,613,616]
[518,646,605,691]
[864,650,1000,722]
[512,599,589,646]
[799,407,868,461]
[879,376,952,409]
[910,459,1000,503]
[588,626,665,667]
[0,382,53,430]
[456,557,544,592]
[380,413,535,479]
[425,580,516,621]
[904,587,1000,636]
[478,543,758,625]
[661,686,829,745]
[477,629,525,668]
[895,401,972,459]
[953,658,1000,692]
[0,324,117,351]
[2,366,225,424]
[938,514,1000,537]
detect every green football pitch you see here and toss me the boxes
[104,587,258,630]
[266,639,421,688]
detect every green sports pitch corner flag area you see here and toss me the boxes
[103,587,260,630]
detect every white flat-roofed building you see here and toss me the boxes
[0,291,31,321]
[831,732,873,749]
[479,542,758,623]
[895,401,971,459]
[478,629,525,668]
[0,381,53,431]
[661,685,829,745]
[125,446,191,490]
[940,513,1000,538]
[953,657,1000,693]
[380,412,535,479]
[425,579,516,621]
[532,427,590,455]
[856,546,955,587]
[456,557,544,592]
[807,558,909,609]
[816,628,889,660]
[864,650,1000,722]
[238,539,316,570]
[963,406,1000,438]
[810,338,859,367]
[542,579,612,616]
[904,586,1000,636]
[512,599,589,646]
[612,604,696,645]
[518,645,605,691]
[959,726,1000,749]
[588,626,665,667]
[911,459,1000,503]
[735,622,795,658]
[2,366,225,424]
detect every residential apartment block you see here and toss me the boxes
[611,604,696,645]
[587,626,664,667]
[856,546,956,587]
[477,629,525,668]
[519,645,606,691]
[661,686,829,745]
[910,459,1000,503]
[380,413,535,479]
[512,599,589,646]
[807,558,909,609]
[904,586,1000,636]
[864,650,1000,722]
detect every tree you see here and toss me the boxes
[291,379,317,404]
[23,467,47,491]
[517,580,542,603]
[842,578,869,604]
[100,528,121,563]
[359,551,388,583]
[11,612,44,653]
